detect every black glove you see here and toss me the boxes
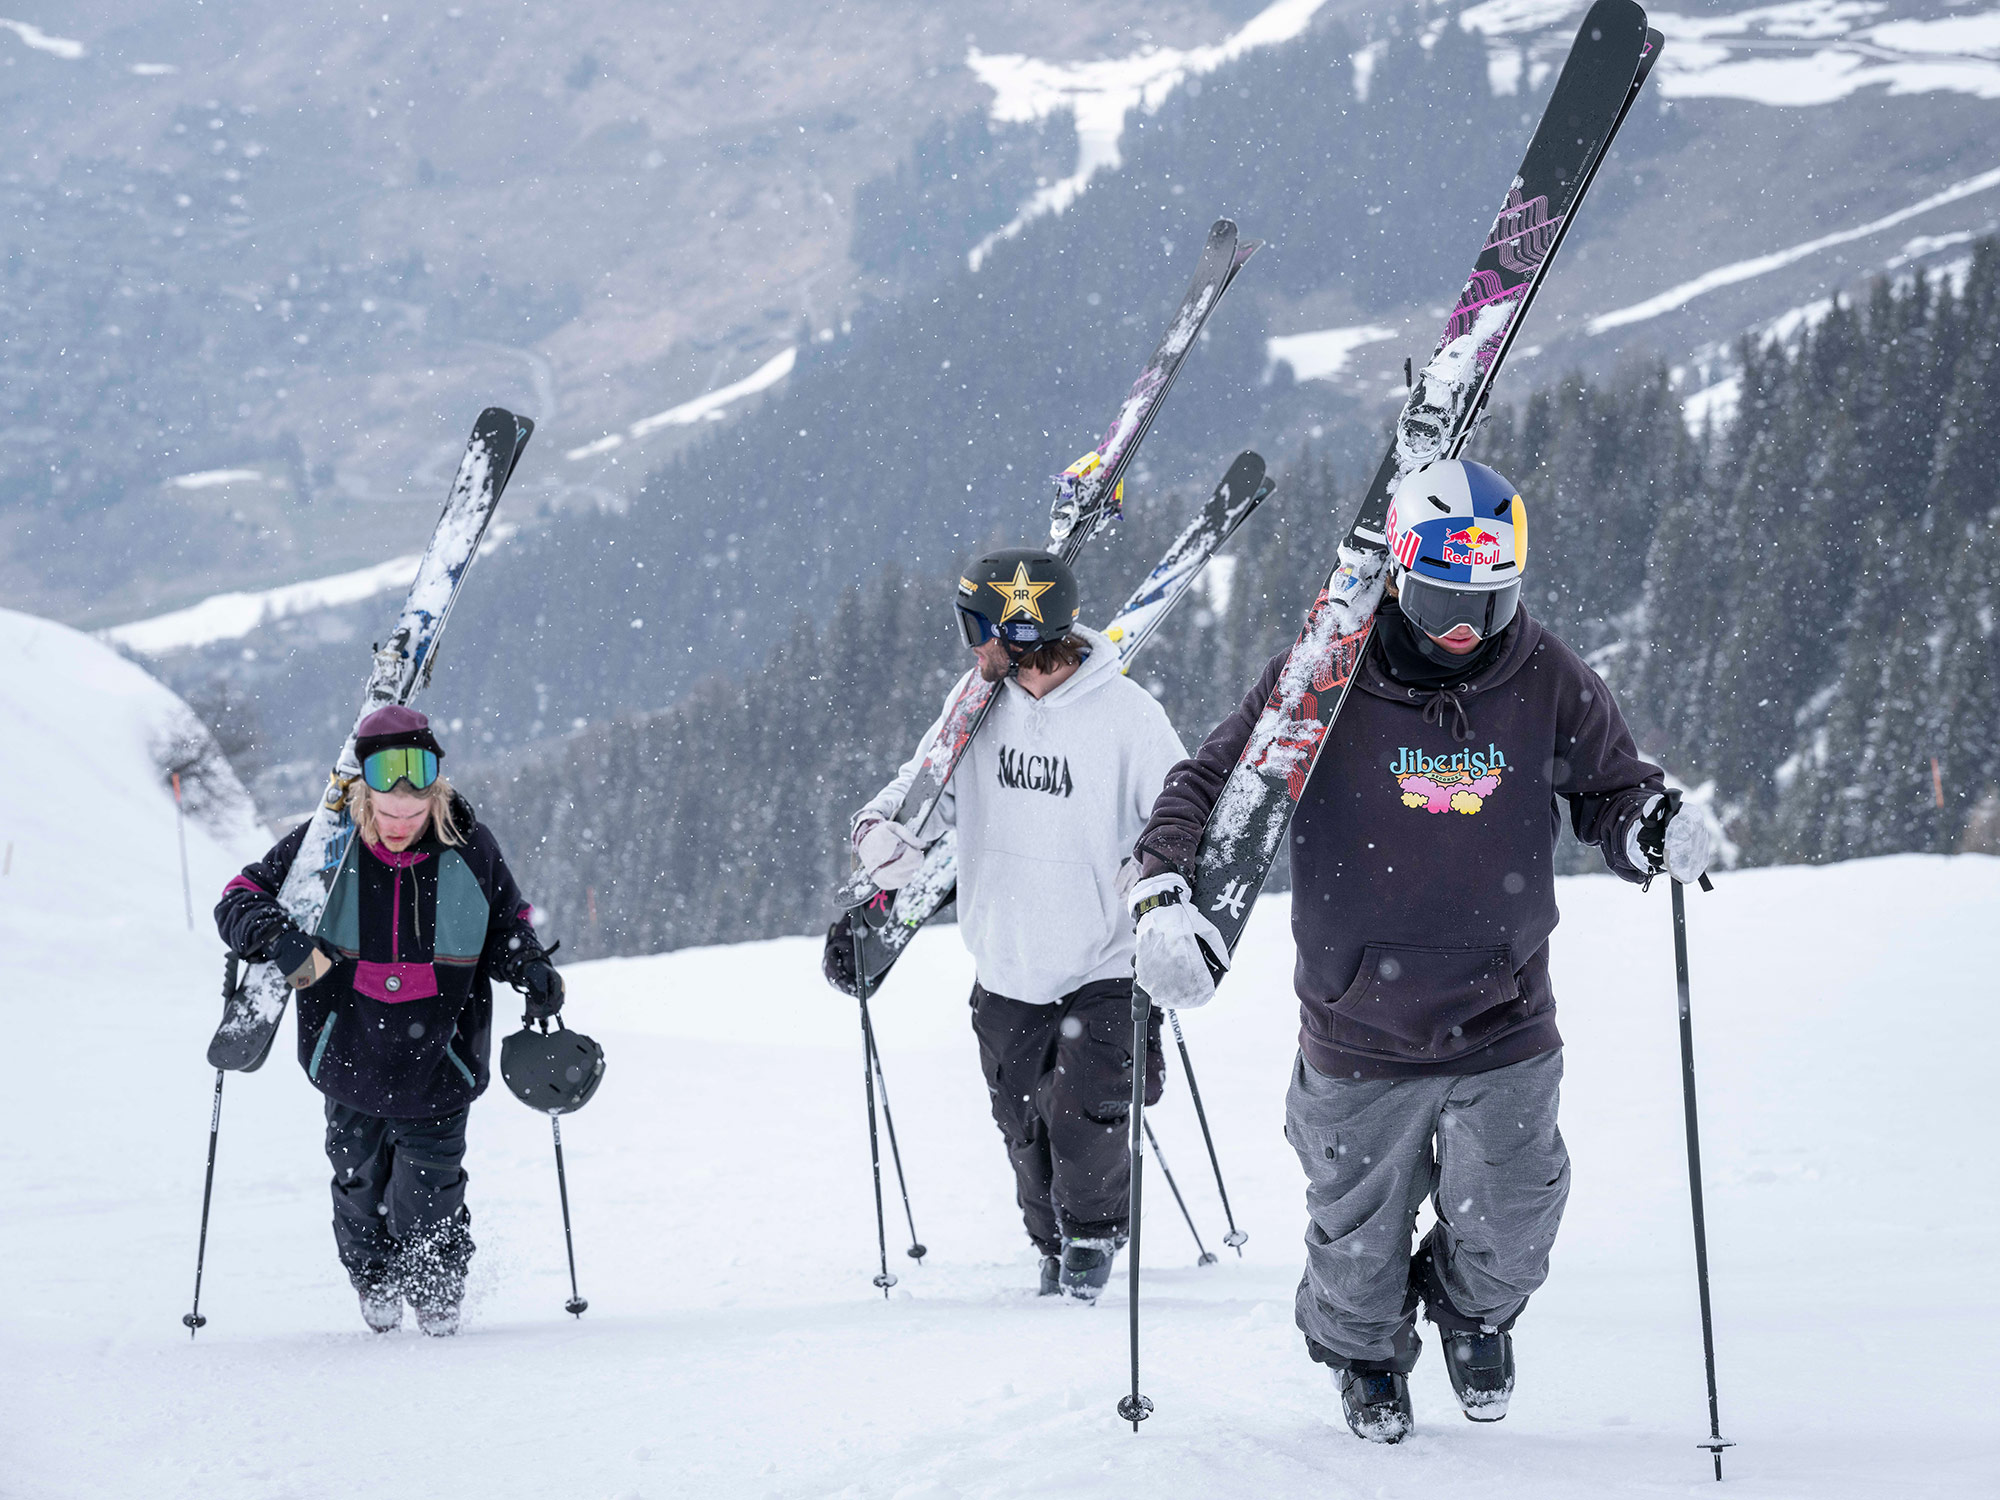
[264,923,329,989]
[822,913,861,999]
[521,958,564,1021]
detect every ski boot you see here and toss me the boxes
[1337,1364,1414,1444]
[357,1286,402,1334]
[1058,1236,1119,1303]
[1441,1328,1514,1421]
[1038,1255,1061,1297]
[413,1302,460,1338]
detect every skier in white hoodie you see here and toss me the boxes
[850,548,1187,1300]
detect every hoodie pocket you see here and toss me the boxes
[1321,944,1522,1061]
[967,849,1109,996]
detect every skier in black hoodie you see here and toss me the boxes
[1126,459,1713,1442]
[215,706,562,1336]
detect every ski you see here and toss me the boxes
[1185,1,1663,960]
[840,451,1275,995]
[206,407,534,1071]
[835,220,1259,909]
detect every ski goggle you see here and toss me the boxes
[956,607,1046,648]
[361,745,439,793]
[1397,573,1521,644]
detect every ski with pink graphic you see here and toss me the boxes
[1184,1,1663,967]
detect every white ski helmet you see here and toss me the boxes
[1383,459,1527,641]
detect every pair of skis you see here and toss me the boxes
[830,221,1263,990]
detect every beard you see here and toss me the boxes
[975,651,1012,683]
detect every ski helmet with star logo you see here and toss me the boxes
[1382,459,1527,642]
[955,547,1080,647]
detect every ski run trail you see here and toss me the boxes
[2,605,1993,1500]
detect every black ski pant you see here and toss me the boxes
[969,977,1163,1255]
[324,1099,475,1311]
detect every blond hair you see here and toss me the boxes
[349,775,465,848]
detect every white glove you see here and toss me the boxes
[1625,794,1716,885]
[854,817,927,890]
[1129,872,1231,1011]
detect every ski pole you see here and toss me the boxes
[852,923,896,1296]
[1167,1009,1246,1253]
[1671,876,1731,1480]
[549,1115,589,1317]
[184,955,238,1337]
[172,771,193,931]
[1143,1117,1216,1266]
[861,1001,927,1263]
[1117,987,1154,1430]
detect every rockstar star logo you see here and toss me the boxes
[987,563,1055,623]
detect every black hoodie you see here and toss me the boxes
[1137,608,1662,1080]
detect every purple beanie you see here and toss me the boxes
[354,705,445,763]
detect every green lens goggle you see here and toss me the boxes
[361,745,439,793]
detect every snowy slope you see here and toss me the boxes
[2,616,1994,1497]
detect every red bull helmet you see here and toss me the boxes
[1382,459,1527,642]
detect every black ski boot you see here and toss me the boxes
[1441,1328,1514,1421]
[1058,1236,1119,1303]
[1337,1364,1414,1444]
[1038,1255,1061,1297]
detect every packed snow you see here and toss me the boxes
[4,616,1996,1499]
[1458,0,2000,106]
[566,347,799,461]
[0,17,85,60]
[1265,324,1399,383]
[1588,162,2000,332]
[102,525,518,656]
[966,0,1327,269]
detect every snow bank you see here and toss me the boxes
[0,607,266,994]
[565,346,798,461]
[1266,323,1399,383]
[102,524,517,656]
[966,0,1328,269]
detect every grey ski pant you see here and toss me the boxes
[1284,1047,1570,1371]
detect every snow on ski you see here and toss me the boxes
[835,221,1258,911]
[1185,1,1662,962]
[846,451,1275,996]
[206,407,534,1072]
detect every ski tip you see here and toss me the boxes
[1236,239,1262,266]
[1208,217,1236,240]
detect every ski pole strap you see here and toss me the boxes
[1132,888,1183,921]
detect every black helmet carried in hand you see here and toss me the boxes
[500,1018,606,1114]
[955,547,1079,647]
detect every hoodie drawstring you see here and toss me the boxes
[1422,688,1474,744]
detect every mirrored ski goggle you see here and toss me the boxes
[956,607,1045,648]
[1398,574,1521,644]
[361,745,439,793]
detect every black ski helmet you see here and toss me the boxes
[500,1018,606,1114]
[955,547,1080,648]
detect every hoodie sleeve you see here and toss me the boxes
[470,822,547,984]
[1134,649,1288,879]
[1547,645,1664,884]
[213,821,310,960]
[852,671,975,840]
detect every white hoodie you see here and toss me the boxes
[863,627,1187,1005]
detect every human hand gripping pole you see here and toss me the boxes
[1129,873,1230,1011]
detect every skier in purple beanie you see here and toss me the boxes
[214,706,561,1335]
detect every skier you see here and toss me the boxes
[842,548,1185,1301]
[214,705,563,1336]
[1127,460,1714,1440]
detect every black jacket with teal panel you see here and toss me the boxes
[216,796,540,1117]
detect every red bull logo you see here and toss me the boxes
[1441,523,1504,567]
